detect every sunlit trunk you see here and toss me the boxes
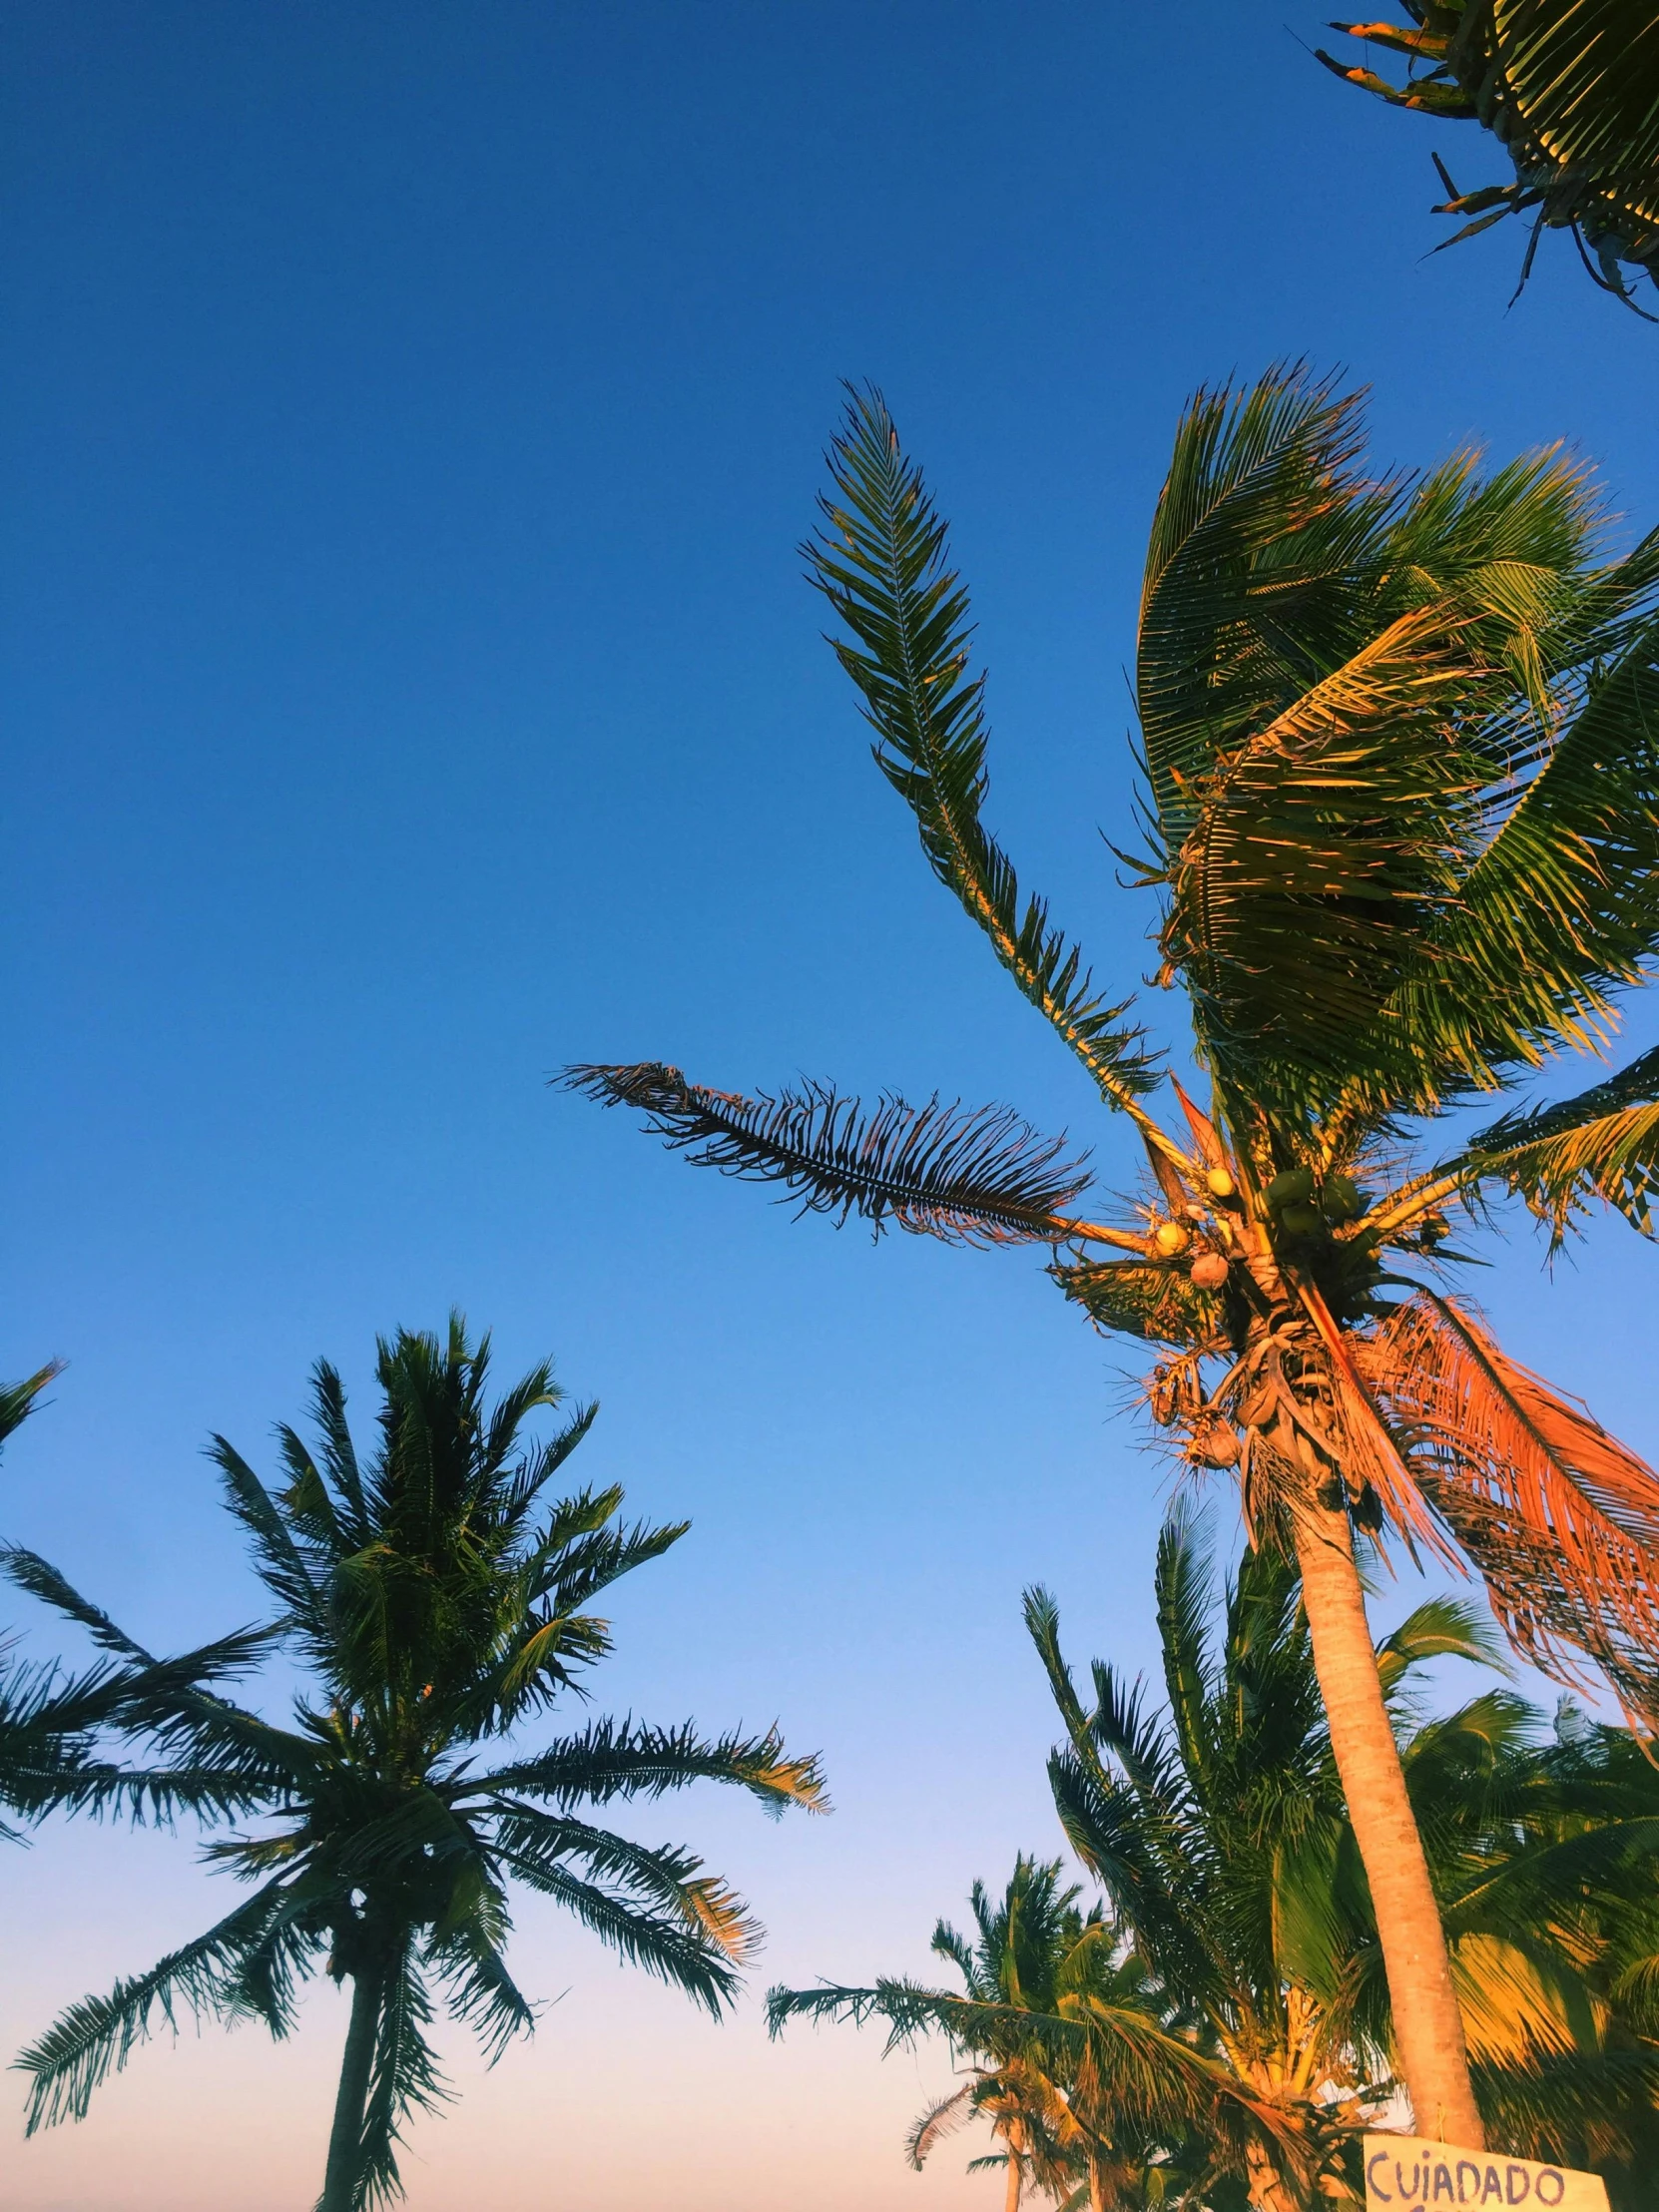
[1002,2125,1023,2212]
[1292,1484,1483,2149]
[320,1963,384,2212]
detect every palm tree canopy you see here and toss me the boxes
[1316,2,1659,311]
[571,373,1659,1725]
[1032,1509,1659,2193]
[769,1854,1278,2202]
[9,1318,825,2209]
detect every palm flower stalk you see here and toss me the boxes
[7,1319,826,2211]
[568,370,1659,2150]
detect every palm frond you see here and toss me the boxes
[492,1849,746,2015]
[1049,1256,1226,1350]
[472,1716,826,1814]
[354,1941,447,2212]
[1364,619,1659,1115]
[487,1807,760,1964]
[562,1062,1094,1247]
[807,383,1160,1113]
[16,1879,298,2131]
[1364,1292,1659,1722]
[0,1363,62,1452]
[1161,605,1489,1102]
[904,2081,976,2169]
[1458,1042,1659,1246]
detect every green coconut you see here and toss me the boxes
[1265,1167,1315,1212]
[1278,1202,1324,1238]
[1321,1173,1367,1223]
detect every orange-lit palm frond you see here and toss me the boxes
[1363,1292,1659,1721]
[560,1062,1097,1247]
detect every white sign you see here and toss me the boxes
[1364,2136,1609,2212]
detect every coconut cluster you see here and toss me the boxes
[1147,1163,1242,1292]
[1263,1165,1369,1241]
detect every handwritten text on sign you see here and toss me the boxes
[1364,2137,1608,2212]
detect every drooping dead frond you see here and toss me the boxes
[561,1063,1093,1247]
[1363,1292,1659,1722]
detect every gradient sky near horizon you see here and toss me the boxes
[4,6,1659,2208]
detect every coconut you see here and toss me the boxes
[1265,1166,1315,1211]
[1321,1173,1364,1223]
[1205,1166,1236,1200]
[1189,1251,1230,1291]
[1278,1202,1323,1238]
[1152,1220,1190,1257]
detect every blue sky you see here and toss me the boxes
[4,5,1658,2207]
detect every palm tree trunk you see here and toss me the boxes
[1002,2128,1023,2212]
[320,1964,383,2212]
[1292,1486,1483,2150]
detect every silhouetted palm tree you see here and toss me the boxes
[8,1319,825,2211]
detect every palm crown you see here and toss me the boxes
[1032,1511,1659,2200]
[568,368,1659,2148]
[770,1854,1266,2212]
[8,1319,825,2212]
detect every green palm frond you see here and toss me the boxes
[496,1846,746,2015]
[1138,364,1652,1118]
[208,1435,331,1637]
[1317,1,1659,310]
[475,1716,824,1813]
[1361,619,1659,1117]
[561,1062,1096,1246]
[1456,1042,1659,1244]
[17,1878,302,2132]
[354,1941,448,2212]
[0,1364,61,1454]
[1049,1256,1225,1349]
[806,384,1160,1115]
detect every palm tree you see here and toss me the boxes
[1031,1510,1659,2205]
[769,1855,1270,2212]
[6,1318,826,2212]
[567,370,1659,2149]
[1315,3,1659,311]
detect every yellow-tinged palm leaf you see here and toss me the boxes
[1451,1933,1599,2065]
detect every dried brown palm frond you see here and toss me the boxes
[1361,1291,1659,1721]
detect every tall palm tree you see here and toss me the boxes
[567,370,1659,2149]
[1315,3,1659,311]
[1031,1510,1659,2206]
[6,1318,826,2211]
[769,1855,1271,2212]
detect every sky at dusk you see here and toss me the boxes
[4,5,1659,2207]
